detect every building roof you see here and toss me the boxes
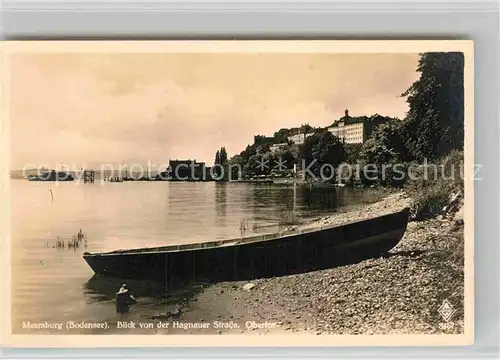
[329,115,368,128]
[287,127,302,136]
[328,113,395,128]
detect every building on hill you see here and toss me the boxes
[287,125,314,145]
[327,109,391,144]
[254,135,275,146]
[269,143,289,153]
[327,109,366,144]
[273,128,291,143]
[168,159,207,180]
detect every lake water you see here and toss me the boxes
[10,180,379,334]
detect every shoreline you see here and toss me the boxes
[15,189,464,336]
[166,190,465,335]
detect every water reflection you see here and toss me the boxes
[246,183,341,219]
[83,274,210,316]
[215,183,228,222]
[84,275,167,302]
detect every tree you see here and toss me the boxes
[219,147,228,165]
[359,122,410,186]
[360,122,409,165]
[256,144,271,155]
[247,154,266,176]
[214,150,220,165]
[300,123,313,134]
[276,149,296,170]
[232,144,258,178]
[273,128,290,143]
[401,52,464,161]
[214,147,229,180]
[300,130,345,180]
[240,144,257,163]
[344,143,363,164]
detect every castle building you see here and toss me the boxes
[269,143,289,153]
[286,126,314,145]
[253,135,275,146]
[327,109,389,144]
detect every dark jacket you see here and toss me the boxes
[115,289,136,314]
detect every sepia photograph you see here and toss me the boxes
[1,40,474,346]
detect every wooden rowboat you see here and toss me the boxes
[83,207,410,283]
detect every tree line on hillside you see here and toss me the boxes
[213,52,464,187]
[356,52,464,187]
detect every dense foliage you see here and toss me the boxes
[406,150,464,220]
[360,122,409,165]
[343,144,363,164]
[214,147,228,179]
[401,52,464,161]
[300,130,345,179]
[352,52,464,188]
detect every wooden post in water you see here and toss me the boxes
[83,169,95,183]
[293,182,297,212]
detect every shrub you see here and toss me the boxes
[278,209,300,227]
[410,182,451,220]
[407,151,464,220]
[440,149,465,190]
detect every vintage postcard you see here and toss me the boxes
[0,40,474,347]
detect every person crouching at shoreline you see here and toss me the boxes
[115,284,136,315]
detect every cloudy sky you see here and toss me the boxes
[10,52,420,170]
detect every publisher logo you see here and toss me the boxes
[438,300,456,322]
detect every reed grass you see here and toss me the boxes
[278,209,300,227]
[252,222,261,232]
[239,220,249,235]
[52,229,88,251]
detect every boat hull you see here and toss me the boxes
[83,208,410,282]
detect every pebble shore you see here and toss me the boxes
[186,190,465,335]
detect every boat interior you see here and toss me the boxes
[86,207,410,256]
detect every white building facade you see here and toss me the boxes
[287,132,313,145]
[327,110,367,144]
[328,121,365,144]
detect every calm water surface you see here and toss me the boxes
[11,180,379,333]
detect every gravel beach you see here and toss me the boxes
[172,190,465,335]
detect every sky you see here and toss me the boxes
[9,52,420,171]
